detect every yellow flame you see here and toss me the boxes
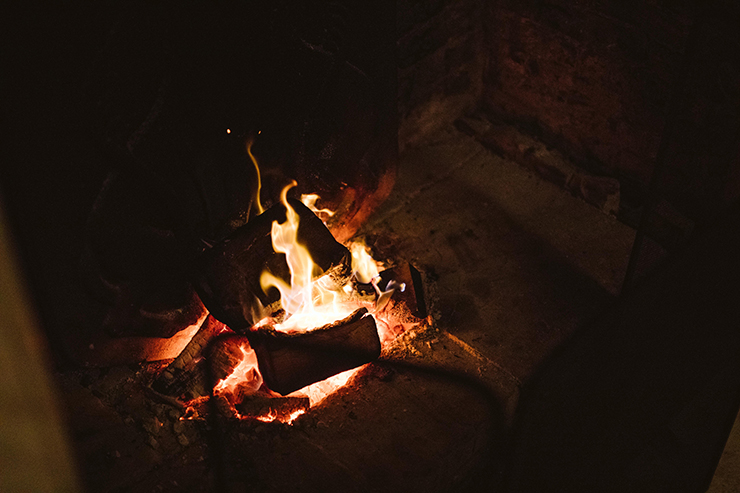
[350,242,380,284]
[246,138,264,215]
[300,193,335,218]
[261,183,314,317]
[259,183,356,332]
[258,194,394,333]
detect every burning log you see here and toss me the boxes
[209,335,263,405]
[236,395,310,422]
[250,308,381,395]
[193,198,349,331]
[151,314,226,399]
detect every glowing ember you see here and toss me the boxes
[254,409,278,423]
[291,367,363,407]
[213,344,262,396]
[251,407,306,425]
[285,409,306,424]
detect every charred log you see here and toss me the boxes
[193,198,349,331]
[353,261,427,318]
[249,307,380,395]
[378,262,427,319]
[236,395,310,422]
[82,168,213,338]
[151,314,226,399]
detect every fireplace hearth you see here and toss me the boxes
[4,1,740,492]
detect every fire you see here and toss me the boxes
[251,407,306,425]
[213,344,262,396]
[300,193,335,219]
[259,183,378,333]
[285,409,306,424]
[210,143,408,422]
[350,242,380,284]
[255,409,278,423]
[292,367,362,407]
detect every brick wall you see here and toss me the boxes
[398,0,486,150]
[481,0,693,198]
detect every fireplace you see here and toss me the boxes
[4,1,740,492]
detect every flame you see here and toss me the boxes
[260,183,357,332]
[252,407,305,424]
[350,242,380,284]
[210,167,413,423]
[350,241,399,312]
[255,409,278,423]
[213,343,262,396]
[246,138,264,215]
[301,193,335,219]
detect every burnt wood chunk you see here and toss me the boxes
[193,198,349,331]
[151,314,225,398]
[236,395,310,421]
[378,261,427,318]
[250,308,381,395]
[208,335,257,382]
[208,335,263,405]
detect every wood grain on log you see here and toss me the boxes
[151,315,226,398]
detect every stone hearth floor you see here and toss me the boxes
[363,125,636,418]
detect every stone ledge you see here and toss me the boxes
[456,116,621,215]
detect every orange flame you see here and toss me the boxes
[213,344,262,396]
[255,409,278,423]
[301,193,335,220]
[246,138,264,215]
[260,183,357,332]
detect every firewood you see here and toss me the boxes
[235,395,310,421]
[249,308,381,395]
[151,315,226,398]
[151,330,255,402]
[208,335,255,384]
[82,169,209,339]
[193,198,350,331]
[352,261,427,317]
[377,261,427,318]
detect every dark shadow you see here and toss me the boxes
[505,199,740,493]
